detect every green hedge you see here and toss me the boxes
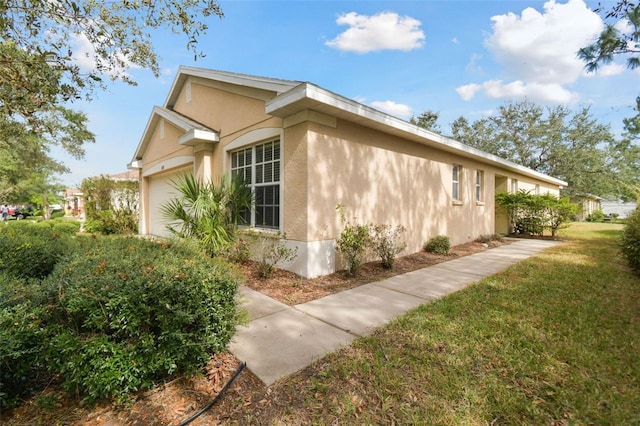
[622,208,640,274]
[0,233,240,407]
[0,222,75,279]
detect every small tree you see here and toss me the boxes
[370,224,406,269]
[335,204,371,276]
[81,175,139,235]
[253,233,299,279]
[161,173,253,256]
[495,191,578,237]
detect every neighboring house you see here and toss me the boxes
[570,193,603,221]
[128,67,567,278]
[71,171,139,219]
[105,170,140,211]
[62,187,85,218]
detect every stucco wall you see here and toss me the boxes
[301,119,496,255]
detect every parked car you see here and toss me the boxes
[11,206,33,220]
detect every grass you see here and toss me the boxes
[227,222,640,424]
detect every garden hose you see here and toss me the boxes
[176,361,246,426]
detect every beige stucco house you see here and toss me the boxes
[129,67,567,278]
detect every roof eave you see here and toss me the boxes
[266,83,568,188]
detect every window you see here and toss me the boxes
[475,170,484,202]
[452,164,461,201]
[535,184,540,195]
[511,178,518,193]
[230,139,280,229]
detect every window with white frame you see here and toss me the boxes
[475,170,484,202]
[511,178,518,193]
[230,139,280,229]
[452,164,461,201]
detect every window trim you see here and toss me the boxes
[452,164,461,202]
[475,169,484,204]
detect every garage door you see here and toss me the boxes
[148,169,187,237]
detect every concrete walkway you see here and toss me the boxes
[228,238,561,386]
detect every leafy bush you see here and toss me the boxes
[51,219,81,235]
[370,224,406,269]
[496,191,579,237]
[0,236,240,407]
[475,234,504,244]
[42,237,239,403]
[586,209,606,222]
[424,235,451,255]
[82,209,137,235]
[621,207,640,275]
[0,275,56,408]
[253,234,299,278]
[335,205,371,276]
[0,224,73,279]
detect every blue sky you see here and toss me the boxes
[55,0,638,187]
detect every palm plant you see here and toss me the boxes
[161,173,253,256]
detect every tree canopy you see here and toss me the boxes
[578,0,640,200]
[0,0,224,202]
[451,101,617,197]
[577,1,639,73]
[410,110,442,133]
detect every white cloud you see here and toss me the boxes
[465,53,484,73]
[456,83,482,101]
[370,100,412,118]
[583,63,627,77]
[452,37,459,44]
[459,0,607,104]
[70,32,139,78]
[325,11,425,53]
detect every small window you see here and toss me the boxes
[475,170,484,202]
[186,82,192,103]
[159,119,165,139]
[535,184,540,195]
[511,178,518,193]
[452,164,461,201]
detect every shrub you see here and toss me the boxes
[586,209,606,222]
[0,275,56,408]
[41,237,240,404]
[370,224,406,269]
[475,234,504,244]
[622,207,640,275]
[424,235,451,255]
[226,237,252,264]
[0,236,240,407]
[335,205,371,276]
[253,234,299,278]
[81,209,137,235]
[0,224,73,279]
[52,220,81,235]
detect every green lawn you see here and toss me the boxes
[232,222,640,424]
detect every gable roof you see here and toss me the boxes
[130,67,567,187]
[129,106,219,167]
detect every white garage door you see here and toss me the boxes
[148,170,186,237]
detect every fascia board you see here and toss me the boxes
[267,83,568,188]
[165,66,301,108]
